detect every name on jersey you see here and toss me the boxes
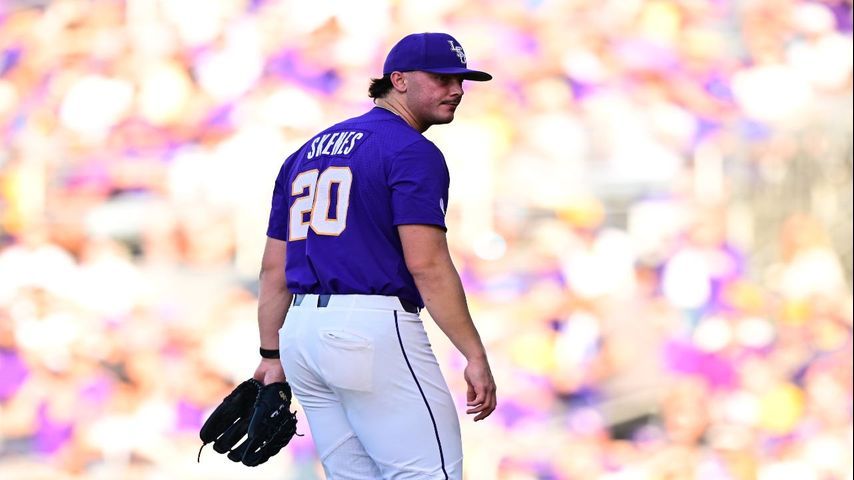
[306,130,367,160]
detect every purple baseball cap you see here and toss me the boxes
[383,32,492,81]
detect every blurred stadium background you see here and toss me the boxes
[0,0,852,479]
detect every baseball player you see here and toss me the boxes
[252,32,496,479]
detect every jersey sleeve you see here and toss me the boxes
[266,159,291,240]
[388,140,450,230]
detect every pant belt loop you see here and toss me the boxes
[318,294,331,308]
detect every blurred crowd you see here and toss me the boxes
[1,0,852,479]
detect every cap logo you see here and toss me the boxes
[448,40,466,64]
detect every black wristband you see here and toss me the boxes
[259,347,280,359]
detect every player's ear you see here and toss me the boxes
[389,72,407,92]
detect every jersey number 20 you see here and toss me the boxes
[289,167,353,240]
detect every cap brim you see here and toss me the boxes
[422,67,493,81]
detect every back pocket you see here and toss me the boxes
[317,329,374,392]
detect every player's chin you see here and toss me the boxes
[433,109,457,124]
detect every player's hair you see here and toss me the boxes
[368,75,393,99]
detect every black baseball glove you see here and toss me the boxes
[198,379,300,466]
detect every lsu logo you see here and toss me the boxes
[448,41,466,64]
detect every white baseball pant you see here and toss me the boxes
[279,294,463,479]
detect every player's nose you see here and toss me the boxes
[449,76,464,96]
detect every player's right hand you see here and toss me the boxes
[464,357,496,421]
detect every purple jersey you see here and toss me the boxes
[266,107,450,307]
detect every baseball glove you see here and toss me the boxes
[198,379,300,466]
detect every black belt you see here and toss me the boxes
[292,294,420,314]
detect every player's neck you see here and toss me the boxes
[374,99,427,133]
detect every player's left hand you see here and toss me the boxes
[254,357,286,385]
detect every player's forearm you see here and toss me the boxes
[257,267,291,350]
[410,261,487,361]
